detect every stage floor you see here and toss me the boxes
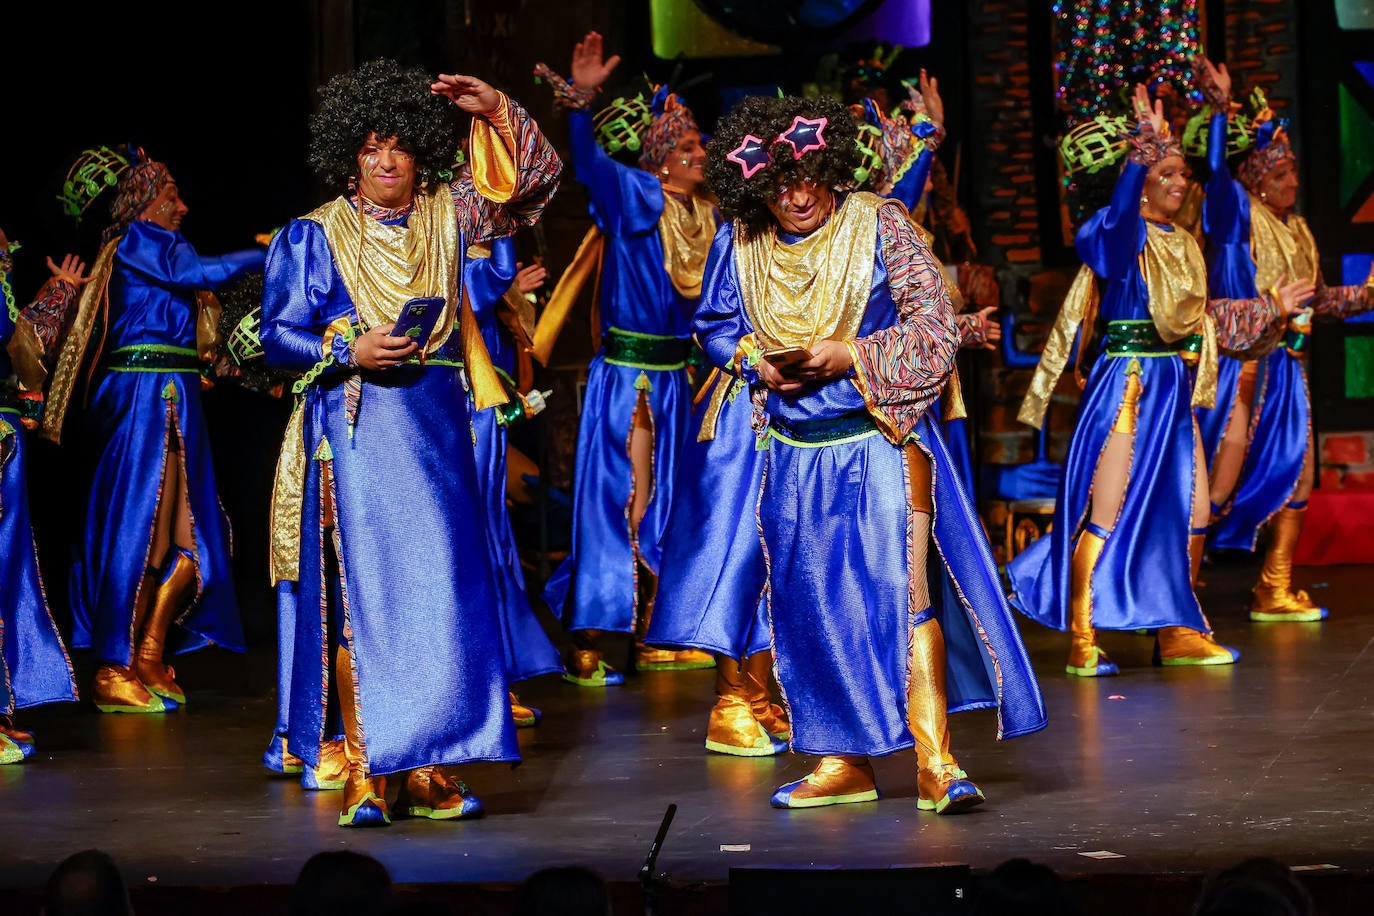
[3,555,1373,912]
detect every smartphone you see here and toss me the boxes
[762,346,813,374]
[389,296,446,348]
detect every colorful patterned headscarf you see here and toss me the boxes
[638,85,700,173]
[103,151,172,245]
[1236,122,1295,193]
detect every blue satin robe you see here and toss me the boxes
[1196,113,1309,550]
[71,222,261,665]
[262,213,519,776]
[696,222,1046,755]
[541,109,694,634]
[0,278,78,714]
[643,368,770,660]
[465,238,562,682]
[1006,162,1209,632]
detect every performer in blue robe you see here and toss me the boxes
[262,59,560,827]
[464,234,563,722]
[696,94,1045,813]
[533,32,715,685]
[1008,85,1304,676]
[1192,60,1373,622]
[44,150,264,713]
[0,235,81,761]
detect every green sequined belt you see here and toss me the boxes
[603,328,691,370]
[107,345,201,373]
[1103,320,1202,359]
[769,410,879,446]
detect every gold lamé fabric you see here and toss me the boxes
[1017,263,1097,430]
[468,93,518,204]
[7,315,45,393]
[269,402,307,585]
[1248,194,1318,292]
[195,290,223,362]
[733,192,884,349]
[1139,222,1218,409]
[658,191,715,299]
[308,190,504,410]
[531,226,603,366]
[40,239,119,444]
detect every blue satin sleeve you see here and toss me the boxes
[569,109,664,237]
[466,235,519,325]
[1201,113,1260,299]
[261,219,353,373]
[1077,161,1148,278]
[119,221,264,291]
[693,223,757,383]
[886,147,932,213]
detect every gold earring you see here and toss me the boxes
[1140,195,1149,208]
[1260,190,1268,200]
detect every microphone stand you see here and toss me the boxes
[639,803,677,916]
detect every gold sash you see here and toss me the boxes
[1019,222,1217,429]
[531,225,603,366]
[1248,195,1318,292]
[40,239,119,444]
[734,192,885,348]
[658,191,715,299]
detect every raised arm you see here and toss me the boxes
[435,74,562,242]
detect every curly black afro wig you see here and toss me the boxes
[705,94,863,239]
[308,58,460,192]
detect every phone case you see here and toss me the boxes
[390,296,446,348]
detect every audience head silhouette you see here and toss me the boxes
[42,849,133,916]
[972,858,1080,916]
[511,865,613,916]
[1194,857,1314,916]
[289,850,393,916]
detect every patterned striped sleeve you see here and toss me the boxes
[1310,268,1374,321]
[22,277,78,353]
[451,95,563,242]
[847,203,959,443]
[1207,293,1286,359]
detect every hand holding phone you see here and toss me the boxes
[388,296,446,349]
[762,346,813,375]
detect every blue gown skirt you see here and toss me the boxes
[1208,350,1309,550]
[286,366,518,775]
[544,354,691,632]
[1007,354,1207,632]
[764,413,1046,757]
[645,373,770,660]
[471,405,562,681]
[0,418,78,712]
[71,370,242,663]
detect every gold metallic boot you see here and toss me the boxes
[1250,506,1328,622]
[634,566,715,671]
[395,765,484,820]
[563,633,624,687]
[769,755,878,808]
[93,571,166,714]
[909,616,984,813]
[1066,526,1117,677]
[705,656,787,756]
[743,650,790,739]
[510,691,542,728]
[134,548,196,705]
[301,738,348,791]
[1154,627,1239,666]
[336,645,388,827]
[0,716,33,763]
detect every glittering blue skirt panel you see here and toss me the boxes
[543,354,691,632]
[0,423,78,712]
[286,367,518,775]
[1007,354,1206,632]
[471,404,562,681]
[71,371,242,663]
[764,413,1046,757]
[1204,351,1309,550]
[645,375,769,659]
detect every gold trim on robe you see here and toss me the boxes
[1017,263,1097,430]
[468,93,519,204]
[269,401,308,585]
[531,225,603,366]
